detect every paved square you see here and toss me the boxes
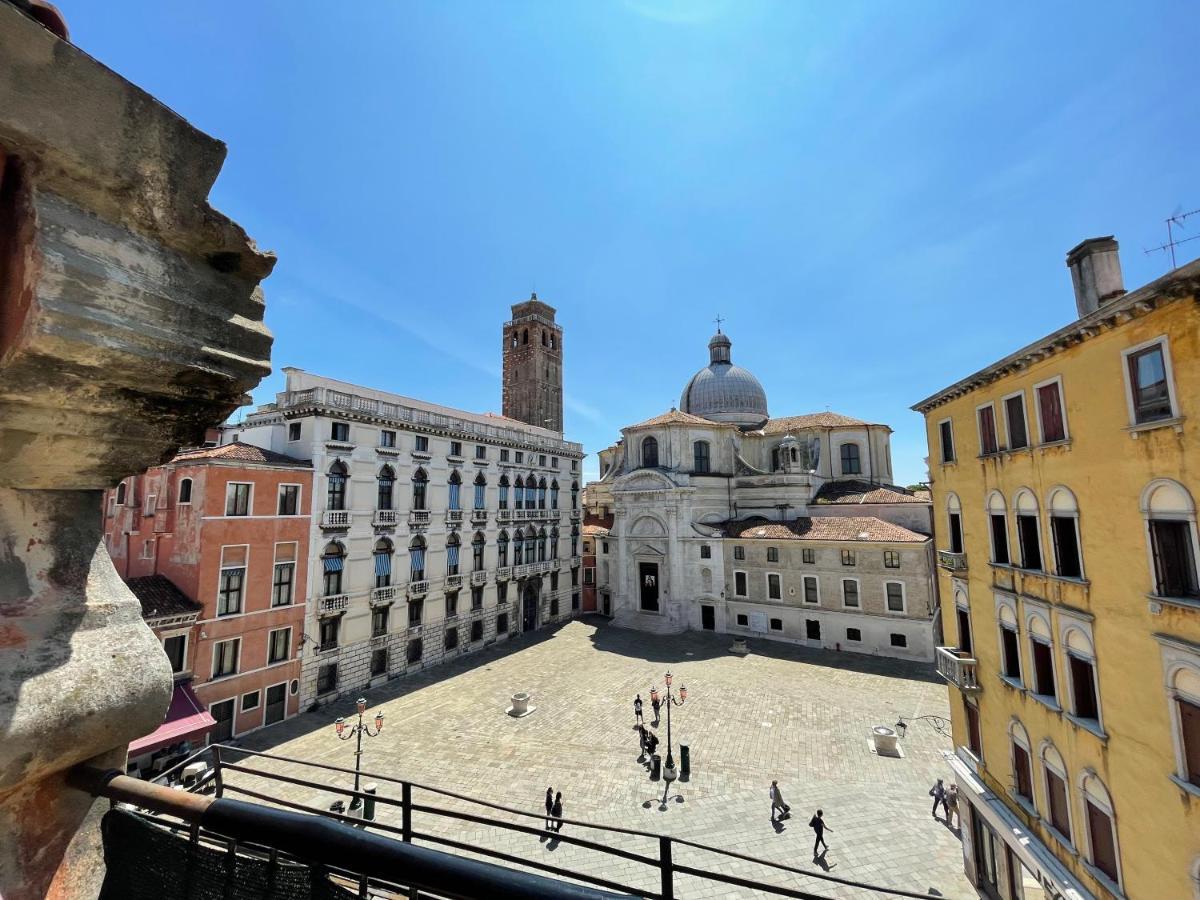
[230,617,974,899]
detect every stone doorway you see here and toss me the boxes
[701,605,715,630]
[522,581,539,632]
[639,562,660,612]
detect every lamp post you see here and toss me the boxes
[894,714,950,740]
[649,671,688,783]
[335,698,384,793]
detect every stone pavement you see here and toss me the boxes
[229,616,976,899]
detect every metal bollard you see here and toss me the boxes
[680,744,690,780]
[363,783,377,821]
[650,754,662,781]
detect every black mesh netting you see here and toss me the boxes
[99,808,361,900]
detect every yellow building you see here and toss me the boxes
[913,238,1200,900]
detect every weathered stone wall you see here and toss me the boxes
[501,299,564,433]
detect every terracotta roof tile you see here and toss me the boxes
[721,516,928,544]
[126,575,202,620]
[583,511,614,535]
[171,441,311,468]
[813,480,927,505]
[759,412,882,433]
[628,409,734,429]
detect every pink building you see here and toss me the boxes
[102,442,312,773]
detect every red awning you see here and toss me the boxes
[128,682,217,756]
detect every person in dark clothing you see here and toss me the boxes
[651,692,662,727]
[544,787,554,830]
[644,730,659,760]
[634,694,644,726]
[637,724,647,759]
[551,791,564,832]
[929,778,948,818]
[809,809,831,856]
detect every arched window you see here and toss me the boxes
[1047,486,1083,578]
[411,468,428,511]
[1080,772,1121,886]
[377,465,395,511]
[472,531,486,571]
[541,330,548,347]
[771,447,781,472]
[497,530,510,567]
[1167,659,1200,791]
[177,477,193,504]
[1040,742,1073,843]
[446,533,461,575]
[474,473,487,510]
[693,440,710,474]
[374,538,393,588]
[1014,488,1042,570]
[409,536,426,581]
[448,470,462,511]
[986,491,1009,564]
[322,541,346,596]
[550,334,556,350]
[1026,607,1057,701]
[550,480,559,509]
[997,599,1021,683]
[537,527,547,562]
[642,436,659,469]
[327,461,348,511]
[511,331,517,349]
[537,477,547,510]
[571,481,579,510]
[840,442,861,475]
[522,329,528,345]
[1142,478,1199,599]
[1064,624,1100,725]
[946,492,964,554]
[513,528,524,565]
[1009,720,1034,806]
[550,527,559,560]
[499,475,510,511]
[116,481,128,505]
[513,475,524,510]
[571,524,579,558]
[525,528,536,563]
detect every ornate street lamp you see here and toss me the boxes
[650,671,688,783]
[335,697,384,794]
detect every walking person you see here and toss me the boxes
[929,778,948,819]
[551,791,564,833]
[634,694,644,727]
[808,809,831,857]
[544,786,554,830]
[945,784,960,829]
[650,690,662,727]
[769,780,790,821]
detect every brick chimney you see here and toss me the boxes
[1066,236,1126,318]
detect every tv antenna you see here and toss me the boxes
[1144,207,1200,270]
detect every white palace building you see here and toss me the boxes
[589,327,939,661]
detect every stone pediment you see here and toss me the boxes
[614,469,676,492]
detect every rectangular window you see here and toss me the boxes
[602,541,609,554]
[733,546,745,561]
[584,567,595,584]
[1036,380,1067,443]
[1005,394,1028,450]
[472,586,483,610]
[736,613,749,626]
[1086,801,1119,882]
[802,548,815,564]
[840,443,861,474]
[500,449,510,462]
[990,514,1010,565]
[331,422,350,442]
[212,638,240,679]
[552,457,559,469]
[288,422,302,442]
[371,648,388,676]
[225,482,251,516]
[407,638,422,663]
[1069,654,1099,721]
[218,546,247,616]
[163,634,187,674]
[767,547,779,563]
[278,484,299,516]
[1032,639,1056,700]
[769,618,783,631]
[1150,520,1199,598]
[445,592,458,618]
[884,550,900,569]
[141,539,155,559]
[957,607,973,655]
[498,583,508,603]
[471,619,484,642]
[939,419,955,463]
[1017,515,1042,570]
[842,579,859,607]
[273,545,295,607]
[550,595,559,616]
[1179,697,1200,787]
[734,571,748,597]
[450,441,463,457]
[803,575,819,604]
[846,627,861,642]
[515,451,523,463]
[841,549,856,566]
[317,663,338,695]
[475,444,487,460]
[497,612,509,634]
[319,618,340,652]
[1013,743,1033,802]
[380,429,396,447]
[1046,768,1071,839]
[144,493,157,516]
[700,544,711,559]
[259,629,287,670]
[445,627,459,650]
[1127,342,1173,423]
[241,690,260,712]
[1051,516,1082,578]
[539,455,546,466]
[767,573,781,600]
[415,435,429,452]
[889,633,907,648]
[978,404,999,455]
[693,442,710,473]
[1001,626,1021,681]
[965,700,982,757]
[885,582,905,612]
[372,606,389,637]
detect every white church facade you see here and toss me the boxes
[590,328,939,661]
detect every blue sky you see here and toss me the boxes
[70,2,1198,485]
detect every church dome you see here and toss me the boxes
[680,329,769,429]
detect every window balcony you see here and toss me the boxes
[471,570,488,586]
[373,509,399,528]
[446,510,464,526]
[936,646,981,693]
[471,509,488,525]
[497,509,513,523]
[445,574,464,590]
[408,510,431,528]
[320,510,352,529]
[513,564,532,578]
[370,586,397,606]
[570,509,582,521]
[318,594,349,615]
[406,580,429,598]
[496,566,512,581]
[937,550,968,572]
[570,556,582,568]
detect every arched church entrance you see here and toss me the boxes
[522,579,540,633]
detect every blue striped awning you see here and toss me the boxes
[374,552,391,577]
[323,556,344,573]
[447,545,460,567]
[410,548,425,570]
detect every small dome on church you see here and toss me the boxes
[680,328,769,429]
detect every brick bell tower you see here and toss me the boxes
[502,293,564,433]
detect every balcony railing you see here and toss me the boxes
[445,574,463,590]
[570,556,582,568]
[321,510,352,529]
[446,510,464,525]
[319,594,349,614]
[408,510,431,528]
[373,509,399,527]
[406,580,429,598]
[936,646,981,693]
[496,566,512,581]
[370,586,397,606]
[471,570,488,586]
[471,509,488,524]
[570,509,581,521]
[497,509,513,523]
[937,550,968,572]
[513,564,532,578]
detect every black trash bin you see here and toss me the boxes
[363,783,377,821]
[680,744,690,780]
[650,754,662,781]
